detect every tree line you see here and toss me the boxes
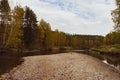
[0,0,103,52]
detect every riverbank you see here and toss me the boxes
[0,51,23,77]
[3,52,120,80]
[92,44,120,56]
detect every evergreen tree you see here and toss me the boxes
[23,7,38,49]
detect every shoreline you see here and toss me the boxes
[3,53,120,80]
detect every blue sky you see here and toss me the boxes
[10,0,116,36]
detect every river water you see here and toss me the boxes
[73,50,120,72]
[90,51,120,72]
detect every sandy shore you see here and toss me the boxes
[4,53,120,80]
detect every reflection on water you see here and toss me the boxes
[0,51,23,76]
[102,54,120,72]
[21,50,69,57]
[102,60,120,71]
[73,50,120,72]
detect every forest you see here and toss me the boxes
[0,0,120,80]
[0,0,120,53]
[0,0,104,52]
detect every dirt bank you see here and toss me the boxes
[5,53,120,80]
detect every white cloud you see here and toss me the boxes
[9,0,116,36]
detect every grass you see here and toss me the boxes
[92,44,120,53]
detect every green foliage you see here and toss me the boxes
[44,23,53,49]
[38,19,54,49]
[0,1,105,51]
[23,6,38,49]
[104,32,120,45]
[92,44,120,53]
[52,29,59,47]
[7,6,24,48]
[70,35,103,49]
[57,32,66,47]
[0,0,10,12]
[0,0,11,49]
[111,0,120,32]
[101,0,120,53]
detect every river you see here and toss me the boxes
[73,50,120,72]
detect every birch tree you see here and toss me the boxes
[0,0,11,49]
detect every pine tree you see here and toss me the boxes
[23,6,38,49]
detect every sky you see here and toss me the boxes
[9,0,116,36]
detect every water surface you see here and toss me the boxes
[73,50,120,72]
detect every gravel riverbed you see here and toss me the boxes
[4,53,120,80]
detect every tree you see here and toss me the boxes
[111,0,120,32]
[53,29,60,47]
[104,32,120,45]
[7,6,24,49]
[58,32,66,47]
[38,19,45,47]
[71,36,79,48]
[38,19,55,49]
[23,6,38,49]
[44,23,53,49]
[104,0,120,45]
[0,0,11,49]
